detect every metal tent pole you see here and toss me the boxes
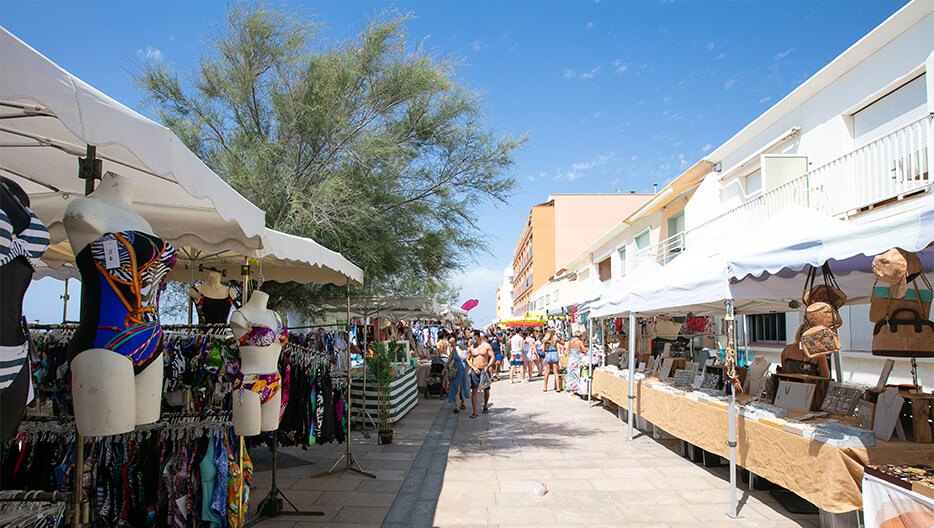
[725,300,741,519]
[311,282,375,480]
[627,313,636,442]
[587,316,593,403]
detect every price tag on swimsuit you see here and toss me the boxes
[102,239,121,269]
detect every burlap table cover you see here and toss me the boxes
[593,368,934,513]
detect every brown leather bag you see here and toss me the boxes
[802,264,847,309]
[805,302,842,330]
[869,273,932,323]
[800,325,841,359]
[871,308,934,358]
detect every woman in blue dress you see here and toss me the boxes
[443,336,470,412]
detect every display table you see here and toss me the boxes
[593,368,934,513]
[350,364,418,424]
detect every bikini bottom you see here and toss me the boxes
[234,372,281,404]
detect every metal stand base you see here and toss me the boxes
[310,451,376,479]
[244,435,325,527]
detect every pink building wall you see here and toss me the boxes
[551,194,651,272]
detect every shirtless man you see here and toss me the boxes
[466,329,495,418]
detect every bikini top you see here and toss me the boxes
[0,182,49,271]
[236,312,288,348]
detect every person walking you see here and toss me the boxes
[443,336,469,412]
[564,331,587,394]
[524,331,538,379]
[509,329,524,383]
[487,325,503,380]
[542,328,564,392]
[466,330,495,417]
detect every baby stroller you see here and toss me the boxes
[424,357,448,399]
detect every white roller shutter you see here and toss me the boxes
[853,74,927,146]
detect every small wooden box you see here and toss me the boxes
[901,391,933,443]
[767,373,829,411]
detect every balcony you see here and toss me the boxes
[635,231,685,266]
[687,117,931,246]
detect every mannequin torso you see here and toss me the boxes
[63,172,173,435]
[190,272,235,324]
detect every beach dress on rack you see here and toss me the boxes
[564,345,585,394]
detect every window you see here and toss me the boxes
[618,246,627,277]
[744,169,762,198]
[634,229,651,251]
[748,313,786,343]
[853,74,927,146]
[597,257,612,282]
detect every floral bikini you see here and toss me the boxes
[234,313,288,404]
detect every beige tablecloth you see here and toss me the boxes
[593,368,934,513]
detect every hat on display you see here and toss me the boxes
[872,248,921,299]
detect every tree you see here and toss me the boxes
[134,4,522,312]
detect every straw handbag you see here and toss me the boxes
[802,264,847,309]
[871,308,934,358]
[800,325,841,359]
[869,273,932,323]
[805,302,842,330]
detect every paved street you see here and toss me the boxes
[253,375,820,527]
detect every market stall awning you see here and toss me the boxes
[315,297,445,321]
[0,28,266,269]
[167,228,363,287]
[498,310,546,327]
[590,261,662,318]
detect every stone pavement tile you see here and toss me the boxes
[675,488,733,504]
[686,503,771,522]
[330,505,389,524]
[652,476,727,490]
[498,478,595,492]
[437,491,495,508]
[288,477,361,492]
[440,479,496,492]
[487,506,556,525]
[352,478,402,493]
[313,490,395,508]
[432,506,489,526]
[250,520,296,528]
[591,477,658,491]
[444,469,497,481]
[657,464,715,478]
[494,468,555,481]
[599,466,665,480]
[613,489,690,506]
[361,451,417,461]
[746,502,820,523]
[620,503,698,523]
[552,505,627,524]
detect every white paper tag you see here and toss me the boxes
[102,239,121,269]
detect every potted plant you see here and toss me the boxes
[366,341,397,444]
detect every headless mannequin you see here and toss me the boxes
[744,355,771,398]
[0,177,46,441]
[230,291,283,436]
[189,271,236,324]
[64,172,164,436]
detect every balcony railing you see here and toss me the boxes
[686,117,931,246]
[636,231,686,265]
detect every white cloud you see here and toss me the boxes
[705,41,715,52]
[774,47,794,60]
[572,160,598,171]
[663,96,673,103]
[136,46,164,61]
[759,96,772,104]
[579,65,601,79]
[563,67,577,79]
[472,40,486,52]
[613,59,628,73]
[716,52,726,60]
[592,111,601,119]
[723,79,737,90]
[702,143,712,153]
[587,22,594,29]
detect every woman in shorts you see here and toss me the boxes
[542,328,565,392]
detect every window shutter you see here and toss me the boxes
[853,74,927,146]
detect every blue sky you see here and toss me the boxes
[3,0,908,327]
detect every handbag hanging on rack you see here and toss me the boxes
[802,263,847,309]
[871,308,934,358]
[799,263,845,359]
[869,273,932,323]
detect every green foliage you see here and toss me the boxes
[364,341,399,431]
[133,3,523,314]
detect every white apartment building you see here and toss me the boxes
[494,266,515,322]
[682,1,933,385]
[540,0,932,385]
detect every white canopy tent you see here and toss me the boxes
[0,28,266,267]
[589,260,662,318]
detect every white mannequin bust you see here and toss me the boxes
[189,271,236,301]
[744,355,771,398]
[63,171,163,436]
[230,290,284,435]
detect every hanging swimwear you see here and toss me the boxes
[0,180,50,271]
[70,231,177,374]
[236,313,288,348]
[234,372,281,404]
[197,295,234,325]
